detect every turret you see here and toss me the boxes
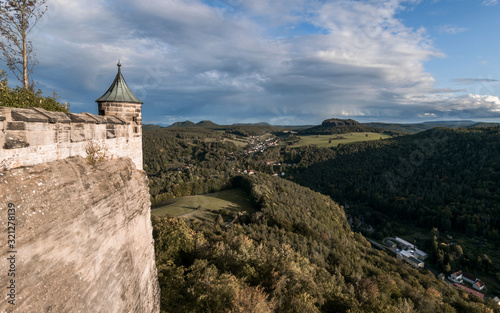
[96,61,143,128]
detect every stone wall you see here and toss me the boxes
[0,107,143,170]
[0,157,160,312]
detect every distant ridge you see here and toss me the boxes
[471,122,500,128]
[169,120,196,128]
[232,122,271,126]
[301,118,371,134]
[143,124,164,131]
[364,120,479,133]
[196,120,219,127]
[168,120,220,128]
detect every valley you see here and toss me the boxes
[145,119,500,312]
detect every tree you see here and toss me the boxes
[0,0,47,90]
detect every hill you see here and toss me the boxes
[169,120,196,127]
[301,118,374,134]
[151,174,498,312]
[232,122,271,126]
[363,120,477,133]
[285,126,500,283]
[196,120,219,127]
[143,124,164,131]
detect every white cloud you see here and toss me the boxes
[482,0,499,6]
[436,25,468,34]
[455,94,500,112]
[14,0,497,124]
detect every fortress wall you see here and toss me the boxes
[0,107,143,170]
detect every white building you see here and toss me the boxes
[414,248,428,260]
[473,280,486,291]
[394,236,414,249]
[448,270,463,283]
[397,250,424,268]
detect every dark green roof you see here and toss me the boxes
[96,62,142,104]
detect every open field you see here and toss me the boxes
[151,188,255,222]
[291,132,392,148]
[222,138,248,147]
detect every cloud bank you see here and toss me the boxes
[17,0,500,124]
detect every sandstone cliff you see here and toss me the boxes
[0,157,160,312]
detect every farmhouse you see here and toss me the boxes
[448,270,463,283]
[463,273,478,285]
[473,280,486,291]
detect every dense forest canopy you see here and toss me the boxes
[152,175,498,312]
[286,127,500,240]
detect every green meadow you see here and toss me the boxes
[151,188,255,222]
[292,132,392,148]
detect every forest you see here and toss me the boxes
[152,174,499,312]
[143,125,500,312]
[284,127,500,282]
[286,127,500,240]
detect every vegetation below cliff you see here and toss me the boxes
[152,175,498,312]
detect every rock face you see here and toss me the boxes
[302,118,369,135]
[321,118,361,127]
[0,157,160,313]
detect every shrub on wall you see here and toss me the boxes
[0,70,69,113]
[85,141,108,165]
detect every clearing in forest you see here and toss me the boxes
[292,132,392,148]
[151,188,255,222]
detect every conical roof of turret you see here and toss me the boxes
[96,61,142,104]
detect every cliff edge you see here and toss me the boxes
[0,157,159,312]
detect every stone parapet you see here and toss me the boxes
[0,107,143,170]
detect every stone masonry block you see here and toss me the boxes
[31,108,72,123]
[11,108,49,122]
[6,121,26,131]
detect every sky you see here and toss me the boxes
[3,0,500,125]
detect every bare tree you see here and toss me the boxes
[0,0,47,90]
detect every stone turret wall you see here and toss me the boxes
[0,107,143,170]
[98,101,143,124]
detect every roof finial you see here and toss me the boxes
[117,60,121,68]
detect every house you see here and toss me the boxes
[473,280,485,291]
[463,273,477,285]
[448,270,463,283]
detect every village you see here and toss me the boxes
[380,235,496,303]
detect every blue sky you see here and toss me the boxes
[3,0,500,125]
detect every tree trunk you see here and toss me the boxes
[22,10,29,90]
